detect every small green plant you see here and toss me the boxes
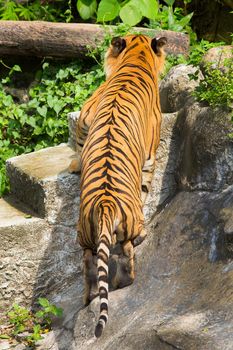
[146,0,193,34]
[0,0,75,22]
[0,0,54,21]
[0,298,63,347]
[193,58,233,108]
[188,39,226,66]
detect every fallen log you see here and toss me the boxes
[0,21,189,58]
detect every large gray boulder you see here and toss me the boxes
[177,103,233,191]
[160,64,204,113]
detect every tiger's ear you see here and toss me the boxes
[151,37,167,55]
[111,37,126,57]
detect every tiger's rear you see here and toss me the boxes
[71,34,167,337]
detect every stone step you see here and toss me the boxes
[6,143,80,226]
[0,196,46,311]
[0,194,39,227]
[0,194,82,315]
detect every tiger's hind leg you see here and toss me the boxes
[68,154,82,173]
[122,240,135,283]
[141,157,156,204]
[133,228,147,247]
[83,249,98,306]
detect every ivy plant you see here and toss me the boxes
[0,60,105,196]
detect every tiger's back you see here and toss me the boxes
[79,34,165,248]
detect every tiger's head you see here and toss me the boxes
[104,34,167,79]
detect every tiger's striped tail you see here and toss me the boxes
[95,207,113,338]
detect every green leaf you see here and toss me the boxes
[47,95,54,108]
[27,116,37,128]
[51,306,63,317]
[37,106,47,118]
[178,12,193,28]
[164,0,175,6]
[33,126,42,135]
[38,297,50,308]
[0,334,11,339]
[12,130,20,139]
[120,1,142,26]
[138,0,158,20]
[167,6,175,29]
[97,0,120,22]
[42,62,49,70]
[33,324,41,333]
[14,324,25,334]
[77,0,97,20]
[24,214,32,219]
[56,69,69,80]
[54,101,64,115]
[12,65,22,72]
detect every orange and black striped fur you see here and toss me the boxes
[69,34,166,337]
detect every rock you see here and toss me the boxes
[177,103,233,191]
[68,111,81,151]
[201,46,233,71]
[0,196,82,314]
[6,144,80,225]
[159,64,204,113]
[144,112,179,221]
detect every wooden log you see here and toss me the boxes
[0,21,189,58]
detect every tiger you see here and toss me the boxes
[69,34,167,338]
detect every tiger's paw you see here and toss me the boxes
[133,229,147,247]
[84,289,98,306]
[68,159,81,173]
[109,254,134,290]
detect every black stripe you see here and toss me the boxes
[98,266,107,274]
[99,287,108,298]
[99,315,107,322]
[142,185,149,193]
[99,275,108,283]
[98,249,109,262]
[125,42,139,53]
[99,236,111,247]
[100,302,108,311]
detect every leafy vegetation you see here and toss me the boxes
[0,0,70,21]
[0,60,104,195]
[0,298,62,347]
[146,0,193,34]
[194,57,233,109]
[0,0,193,29]
[77,0,193,29]
[162,39,226,79]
